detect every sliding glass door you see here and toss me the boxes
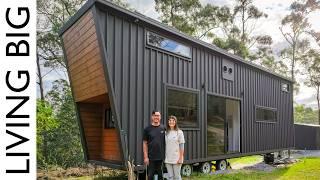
[207,95,226,156]
[207,95,240,156]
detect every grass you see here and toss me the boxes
[65,157,320,179]
[188,157,320,180]
[228,155,262,165]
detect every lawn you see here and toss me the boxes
[228,155,262,165]
[188,157,320,180]
[68,157,320,180]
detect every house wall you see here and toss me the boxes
[62,9,122,162]
[95,6,294,166]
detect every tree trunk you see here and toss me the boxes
[317,85,320,125]
[170,0,174,26]
[43,132,48,163]
[37,53,45,100]
[241,4,245,44]
[291,43,296,82]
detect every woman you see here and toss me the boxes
[165,115,185,180]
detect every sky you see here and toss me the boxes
[124,0,320,109]
[40,0,320,109]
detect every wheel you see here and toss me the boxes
[200,162,211,174]
[264,153,274,164]
[216,159,227,171]
[181,164,193,176]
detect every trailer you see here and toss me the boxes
[59,0,295,175]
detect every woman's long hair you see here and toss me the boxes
[166,115,179,131]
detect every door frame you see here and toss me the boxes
[205,91,242,158]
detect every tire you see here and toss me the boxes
[264,153,274,164]
[200,162,211,174]
[216,159,227,171]
[181,164,193,176]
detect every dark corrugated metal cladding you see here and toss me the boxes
[96,7,294,165]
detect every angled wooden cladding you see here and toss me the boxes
[61,9,122,163]
[62,10,107,102]
[78,103,102,160]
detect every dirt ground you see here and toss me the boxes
[37,164,126,179]
[215,150,320,175]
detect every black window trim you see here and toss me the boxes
[145,30,192,60]
[104,108,115,129]
[255,105,278,124]
[164,83,200,130]
[281,82,290,93]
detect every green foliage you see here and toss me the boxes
[154,0,286,76]
[294,104,319,124]
[37,99,59,167]
[155,0,202,36]
[301,49,320,124]
[37,80,84,169]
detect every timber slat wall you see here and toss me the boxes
[62,10,107,102]
[79,103,102,160]
[62,9,122,163]
[102,129,122,161]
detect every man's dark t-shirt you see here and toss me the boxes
[143,124,165,161]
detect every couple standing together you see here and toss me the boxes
[143,111,185,180]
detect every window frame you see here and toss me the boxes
[255,105,278,124]
[164,84,200,130]
[206,91,242,156]
[281,83,290,93]
[104,108,115,129]
[146,31,192,59]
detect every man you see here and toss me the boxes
[143,110,165,180]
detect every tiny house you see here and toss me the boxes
[59,0,295,175]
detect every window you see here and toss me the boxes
[104,109,115,128]
[167,88,198,127]
[281,83,289,92]
[147,31,191,58]
[256,106,277,122]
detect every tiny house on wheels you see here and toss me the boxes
[59,0,295,176]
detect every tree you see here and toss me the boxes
[44,79,84,168]
[302,49,320,124]
[196,5,232,39]
[209,0,275,65]
[294,104,318,124]
[279,0,320,81]
[233,0,268,46]
[155,0,202,36]
[37,99,59,167]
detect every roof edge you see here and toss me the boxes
[58,0,95,36]
[59,0,294,83]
